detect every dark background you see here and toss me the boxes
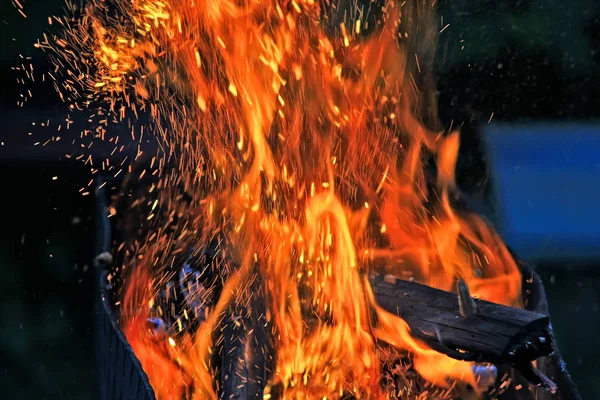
[0,0,599,399]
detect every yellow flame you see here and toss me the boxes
[51,0,522,398]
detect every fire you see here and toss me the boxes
[48,0,522,398]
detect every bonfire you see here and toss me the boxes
[42,0,565,399]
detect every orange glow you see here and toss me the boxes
[51,0,522,398]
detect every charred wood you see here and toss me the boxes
[370,275,553,367]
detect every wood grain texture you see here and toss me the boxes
[371,275,553,365]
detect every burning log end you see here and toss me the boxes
[514,361,559,394]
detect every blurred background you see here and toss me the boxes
[0,0,599,399]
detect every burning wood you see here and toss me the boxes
[50,0,581,397]
[131,254,557,398]
[372,276,552,366]
[371,275,557,392]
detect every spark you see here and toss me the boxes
[44,0,524,398]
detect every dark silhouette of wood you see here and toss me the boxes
[370,275,553,365]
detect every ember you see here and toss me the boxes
[49,0,540,398]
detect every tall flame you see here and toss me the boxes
[48,0,522,398]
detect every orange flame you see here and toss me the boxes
[51,0,522,398]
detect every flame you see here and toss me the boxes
[49,0,522,398]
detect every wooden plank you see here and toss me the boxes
[370,275,553,365]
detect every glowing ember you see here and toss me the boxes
[47,0,522,398]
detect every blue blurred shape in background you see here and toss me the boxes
[481,124,600,264]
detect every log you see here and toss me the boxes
[216,275,556,398]
[370,275,554,366]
